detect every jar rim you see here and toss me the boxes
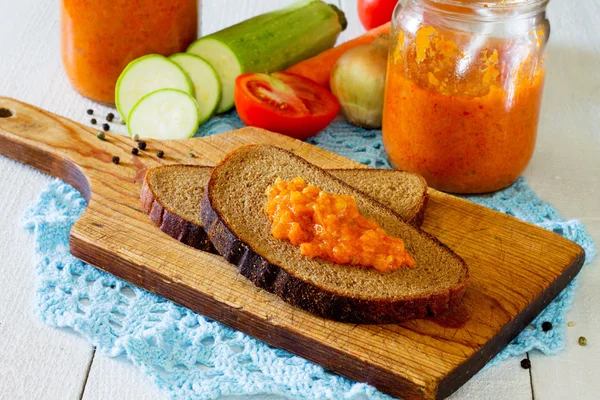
[415,0,550,21]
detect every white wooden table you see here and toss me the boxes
[0,1,598,399]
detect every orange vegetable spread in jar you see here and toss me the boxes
[382,0,549,193]
[61,0,197,104]
[264,177,415,272]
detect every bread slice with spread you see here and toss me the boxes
[201,145,468,323]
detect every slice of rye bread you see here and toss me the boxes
[141,165,217,253]
[201,145,468,324]
[141,165,428,253]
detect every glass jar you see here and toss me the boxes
[382,0,549,193]
[61,0,198,104]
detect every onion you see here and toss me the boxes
[330,35,389,129]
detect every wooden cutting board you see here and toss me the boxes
[0,97,584,400]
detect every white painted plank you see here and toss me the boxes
[82,353,166,400]
[200,0,321,36]
[449,360,533,400]
[0,1,96,399]
[82,353,284,400]
[0,0,117,125]
[0,156,94,399]
[81,353,534,400]
[529,266,600,400]
[525,0,600,397]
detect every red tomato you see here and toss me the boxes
[234,72,340,140]
[358,0,398,30]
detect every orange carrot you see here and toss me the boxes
[285,22,391,89]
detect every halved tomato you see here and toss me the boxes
[234,72,340,140]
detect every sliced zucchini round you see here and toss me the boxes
[186,38,242,114]
[169,53,221,125]
[115,54,194,122]
[127,89,200,140]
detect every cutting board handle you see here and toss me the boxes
[0,97,143,200]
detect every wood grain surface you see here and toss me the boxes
[0,97,585,400]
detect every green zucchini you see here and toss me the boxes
[187,0,346,113]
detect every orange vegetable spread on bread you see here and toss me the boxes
[264,177,415,272]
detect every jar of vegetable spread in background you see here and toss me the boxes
[382,0,549,193]
[61,0,198,104]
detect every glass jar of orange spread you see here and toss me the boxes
[61,0,198,104]
[264,177,415,272]
[382,0,550,193]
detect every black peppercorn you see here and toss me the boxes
[137,140,147,150]
[102,123,110,131]
[131,148,139,155]
[87,109,93,115]
[520,358,531,369]
[111,155,120,165]
[90,118,97,125]
[106,112,115,122]
[542,321,553,332]
[156,150,164,158]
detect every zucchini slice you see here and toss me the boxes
[169,53,221,125]
[127,89,200,140]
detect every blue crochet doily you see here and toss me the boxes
[23,112,596,399]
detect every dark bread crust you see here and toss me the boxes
[201,145,468,324]
[141,169,216,253]
[404,194,428,227]
[413,194,428,227]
